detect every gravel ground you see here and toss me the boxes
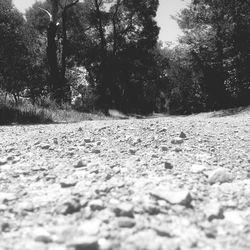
[0,109,250,250]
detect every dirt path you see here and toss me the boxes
[0,110,250,250]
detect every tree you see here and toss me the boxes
[27,0,80,104]
[0,0,33,101]
[26,0,160,113]
[73,0,160,113]
[175,0,250,109]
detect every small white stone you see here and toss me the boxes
[150,188,192,206]
[208,167,233,184]
[98,238,112,250]
[17,201,34,212]
[125,230,164,250]
[191,164,206,173]
[79,220,101,236]
[224,211,243,224]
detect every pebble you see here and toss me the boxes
[33,227,53,243]
[132,138,141,146]
[60,178,77,188]
[224,211,243,224]
[0,157,7,166]
[174,147,182,152]
[0,204,8,211]
[17,241,46,250]
[113,203,134,217]
[150,188,192,206]
[98,238,112,250]
[0,220,10,232]
[40,144,50,150]
[89,200,105,211]
[79,220,101,236]
[67,236,99,250]
[124,230,166,250]
[53,138,58,144]
[17,201,34,212]
[191,164,206,173]
[171,138,184,145]
[151,224,172,237]
[58,199,81,215]
[129,148,137,155]
[0,192,17,203]
[84,138,94,143]
[7,155,15,161]
[164,161,173,169]
[161,145,168,151]
[143,202,160,215]
[117,217,136,228]
[205,201,224,221]
[74,160,87,169]
[179,132,187,139]
[208,167,233,184]
[92,149,101,154]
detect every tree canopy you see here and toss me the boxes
[1,0,250,114]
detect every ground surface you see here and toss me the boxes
[0,108,250,250]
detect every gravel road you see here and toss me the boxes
[0,109,250,250]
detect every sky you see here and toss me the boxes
[13,0,189,43]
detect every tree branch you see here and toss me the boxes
[38,7,52,22]
[65,0,79,10]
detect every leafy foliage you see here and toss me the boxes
[1,0,250,119]
[0,0,47,102]
[171,0,250,112]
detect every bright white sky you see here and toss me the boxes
[13,0,189,42]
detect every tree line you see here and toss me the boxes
[0,0,250,115]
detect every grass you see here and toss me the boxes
[0,94,108,125]
[49,108,107,123]
[0,99,53,125]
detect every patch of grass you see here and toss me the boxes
[0,100,53,125]
[49,108,107,123]
[0,93,108,125]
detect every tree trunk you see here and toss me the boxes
[61,8,70,103]
[60,0,79,103]
[47,21,60,103]
[94,0,109,112]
